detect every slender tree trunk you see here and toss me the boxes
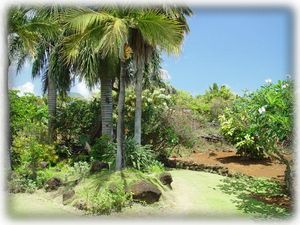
[100,77,113,138]
[7,62,12,171]
[116,61,126,171]
[134,58,144,145]
[48,75,57,143]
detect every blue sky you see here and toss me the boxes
[9,8,292,97]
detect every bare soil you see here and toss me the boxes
[172,150,288,181]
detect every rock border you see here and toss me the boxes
[166,159,239,177]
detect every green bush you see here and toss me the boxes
[124,138,157,170]
[220,79,293,158]
[91,135,116,162]
[9,90,48,139]
[56,96,101,148]
[99,137,161,171]
[11,125,57,179]
[8,172,37,193]
[84,185,130,214]
[68,161,90,179]
[145,161,165,174]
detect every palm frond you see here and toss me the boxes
[65,7,114,33]
[134,10,184,55]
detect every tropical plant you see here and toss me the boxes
[63,7,187,170]
[56,96,101,147]
[8,7,67,144]
[219,79,293,159]
[132,7,192,145]
[30,7,75,143]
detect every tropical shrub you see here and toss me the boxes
[98,137,160,171]
[84,185,129,214]
[9,90,48,139]
[8,172,37,193]
[90,135,116,162]
[220,79,293,158]
[68,161,90,179]
[123,138,157,170]
[173,84,236,123]
[121,87,195,158]
[56,96,101,147]
[11,124,57,178]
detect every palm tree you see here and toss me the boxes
[7,7,62,170]
[132,7,192,145]
[30,7,74,143]
[63,7,184,170]
[8,7,58,69]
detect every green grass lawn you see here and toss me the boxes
[8,169,290,219]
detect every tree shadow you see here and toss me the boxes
[216,155,273,166]
[217,176,291,218]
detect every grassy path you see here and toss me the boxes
[8,169,288,218]
[8,190,83,218]
[116,169,244,218]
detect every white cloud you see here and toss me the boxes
[71,80,99,98]
[12,82,34,96]
[159,69,171,81]
[72,81,90,98]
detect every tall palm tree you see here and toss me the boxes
[132,7,192,145]
[63,7,184,170]
[8,7,58,69]
[7,6,62,171]
[30,7,74,143]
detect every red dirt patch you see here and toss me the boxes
[173,150,287,180]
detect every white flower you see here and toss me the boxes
[258,106,266,114]
[282,84,288,89]
[265,79,272,84]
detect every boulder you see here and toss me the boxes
[90,161,109,173]
[63,189,75,205]
[165,159,177,168]
[159,172,173,186]
[39,161,49,169]
[73,199,87,210]
[127,180,161,204]
[45,177,62,191]
[108,183,119,193]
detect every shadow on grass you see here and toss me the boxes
[217,176,291,218]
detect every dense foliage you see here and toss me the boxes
[173,84,236,123]
[56,96,101,148]
[219,79,293,158]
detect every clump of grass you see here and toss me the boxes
[71,168,165,215]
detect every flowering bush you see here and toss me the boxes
[219,79,293,159]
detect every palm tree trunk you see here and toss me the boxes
[7,63,12,171]
[48,75,57,143]
[134,59,144,145]
[116,61,126,170]
[101,77,113,138]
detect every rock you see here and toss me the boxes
[127,180,161,204]
[39,161,49,169]
[73,199,87,210]
[63,189,75,205]
[166,159,177,168]
[159,172,173,186]
[45,177,62,191]
[90,161,109,173]
[108,183,119,193]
